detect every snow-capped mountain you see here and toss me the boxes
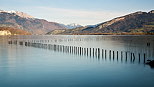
[0,10,34,18]
[0,9,66,34]
[65,23,82,29]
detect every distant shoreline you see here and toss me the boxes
[58,33,154,35]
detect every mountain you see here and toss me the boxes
[47,10,154,35]
[65,23,82,29]
[59,23,82,29]
[0,10,66,34]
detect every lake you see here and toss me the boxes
[0,35,154,87]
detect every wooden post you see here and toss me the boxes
[105,50,106,59]
[113,51,115,60]
[87,48,89,56]
[102,49,104,58]
[25,42,27,46]
[93,48,95,57]
[82,47,83,55]
[95,48,97,57]
[126,52,127,62]
[72,46,73,54]
[117,51,118,61]
[144,53,146,63]
[78,47,80,55]
[131,53,132,62]
[90,48,91,57]
[139,53,140,63]
[80,47,82,55]
[133,53,135,62]
[63,46,65,52]
[98,48,100,57]
[109,50,111,60]
[121,51,123,62]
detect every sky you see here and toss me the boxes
[0,0,153,25]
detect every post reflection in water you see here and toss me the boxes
[8,35,154,68]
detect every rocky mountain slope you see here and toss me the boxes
[0,10,66,35]
[48,10,154,35]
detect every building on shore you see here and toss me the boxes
[0,30,11,35]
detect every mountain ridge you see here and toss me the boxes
[1,10,154,35]
[0,10,66,34]
[47,10,154,35]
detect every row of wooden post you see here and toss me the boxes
[8,40,147,63]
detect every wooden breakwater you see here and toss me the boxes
[8,35,153,64]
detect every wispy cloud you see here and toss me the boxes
[36,7,126,25]
[1,6,127,25]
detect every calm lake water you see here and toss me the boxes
[0,35,154,87]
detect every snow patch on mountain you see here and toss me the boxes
[65,23,82,29]
[0,10,34,18]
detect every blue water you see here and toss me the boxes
[0,35,154,87]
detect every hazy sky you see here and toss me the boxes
[0,0,153,25]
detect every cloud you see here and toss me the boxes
[2,6,126,25]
